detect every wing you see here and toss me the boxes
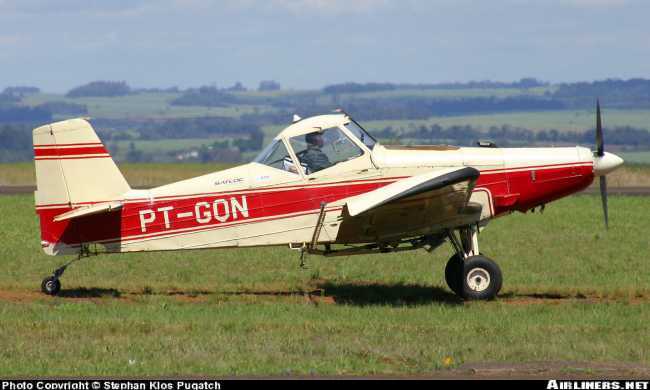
[336,167,481,243]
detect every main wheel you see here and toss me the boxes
[444,254,463,295]
[41,276,61,296]
[461,255,502,300]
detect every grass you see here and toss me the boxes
[0,194,648,375]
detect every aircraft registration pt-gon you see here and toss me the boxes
[33,106,623,300]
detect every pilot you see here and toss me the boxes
[300,132,332,173]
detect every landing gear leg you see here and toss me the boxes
[40,248,89,296]
[444,226,502,300]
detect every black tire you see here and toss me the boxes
[461,255,502,300]
[445,252,490,296]
[444,254,463,295]
[41,276,61,296]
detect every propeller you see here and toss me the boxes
[592,101,624,229]
[595,99,608,229]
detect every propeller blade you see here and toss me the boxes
[596,99,604,157]
[600,175,609,229]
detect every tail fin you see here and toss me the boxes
[33,118,130,207]
[34,119,130,255]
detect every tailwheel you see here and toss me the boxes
[461,255,502,301]
[41,276,61,296]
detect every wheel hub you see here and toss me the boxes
[466,267,491,292]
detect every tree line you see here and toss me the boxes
[65,81,131,98]
[3,118,649,163]
[553,78,650,109]
[321,78,548,94]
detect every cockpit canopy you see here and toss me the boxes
[253,114,376,175]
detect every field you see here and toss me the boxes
[0,163,233,187]
[20,92,650,133]
[14,91,650,167]
[620,151,650,165]
[108,139,231,162]
[363,109,650,134]
[0,193,649,376]
[22,92,272,120]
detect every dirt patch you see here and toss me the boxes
[166,289,211,303]
[0,288,335,305]
[453,361,650,379]
[209,361,650,378]
[0,288,127,304]
[0,287,648,307]
[494,292,650,306]
[0,289,46,303]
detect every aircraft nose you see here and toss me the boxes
[594,152,624,176]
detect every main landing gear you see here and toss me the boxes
[444,226,502,300]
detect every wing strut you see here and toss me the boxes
[310,202,328,250]
[300,202,328,268]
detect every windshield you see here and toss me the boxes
[289,127,363,175]
[343,120,376,150]
[253,139,300,174]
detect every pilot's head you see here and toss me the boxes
[305,132,324,148]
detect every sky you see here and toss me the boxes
[1,0,649,92]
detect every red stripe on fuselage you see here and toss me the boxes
[36,162,595,247]
[34,161,593,209]
[36,179,390,246]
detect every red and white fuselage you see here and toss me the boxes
[33,115,622,256]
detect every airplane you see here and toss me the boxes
[33,104,623,300]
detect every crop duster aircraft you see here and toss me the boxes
[33,105,623,300]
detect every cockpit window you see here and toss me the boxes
[343,120,376,150]
[253,140,300,174]
[289,127,363,175]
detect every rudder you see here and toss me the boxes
[33,118,130,255]
[33,118,130,206]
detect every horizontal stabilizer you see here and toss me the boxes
[53,201,123,222]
